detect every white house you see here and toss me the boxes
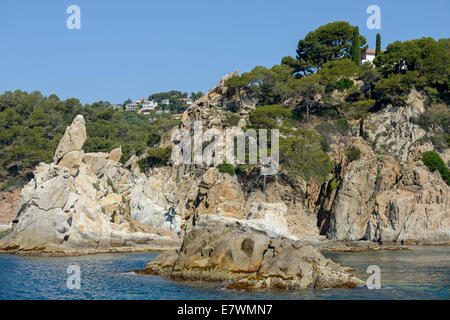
[125,103,138,111]
[361,49,384,65]
[361,49,376,65]
[136,98,149,104]
[142,101,158,109]
[178,97,193,105]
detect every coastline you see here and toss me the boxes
[3,233,447,257]
[0,236,181,257]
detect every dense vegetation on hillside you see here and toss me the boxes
[0,92,178,190]
[1,21,449,188]
[225,21,449,183]
[147,90,203,113]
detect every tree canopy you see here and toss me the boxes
[0,90,179,190]
[282,21,367,76]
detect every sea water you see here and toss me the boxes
[0,246,448,299]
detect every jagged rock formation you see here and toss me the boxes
[322,91,449,244]
[0,115,180,254]
[137,73,449,245]
[189,70,258,117]
[1,72,449,257]
[53,114,87,164]
[142,214,364,290]
[362,89,427,162]
[129,167,182,232]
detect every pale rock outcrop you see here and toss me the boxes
[242,174,321,240]
[83,152,109,176]
[195,168,244,218]
[128,167,246,234]
[108,147,122,162]
[58,150,84,176]
[143,214,363,290]
[326,137,380,240]
[318,88,450,244]
[247,202,291,238]
[159,80,449,245]
[325,135,450,244]
[362,89,427,162]
[367,166,450,244]
[192,71,258,116]
[0,223,12,234]
[129,167,181,232]
[53,115,87,163]
[0,115,180,254]
[179,72,257,135]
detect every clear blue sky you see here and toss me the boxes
[0,0,448,104]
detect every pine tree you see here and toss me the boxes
[351,27,361,66]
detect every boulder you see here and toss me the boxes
[58,150,84,175]
[143,215,363,290]
[83,152,109,176]
[195,168,245,219]
[53,115,87,164]
[109,147,122,162]
[369,166,450,244]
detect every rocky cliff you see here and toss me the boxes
[0,115,180,255]
[1,73,449,256]
[137,75,449,245]
[323,90,449,244]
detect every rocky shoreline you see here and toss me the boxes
[0,73,448,291]
[138,215,365,290]
[0,241,181,257]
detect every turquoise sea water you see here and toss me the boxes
[0,246,449,300]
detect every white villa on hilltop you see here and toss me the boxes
[360,49,384,65]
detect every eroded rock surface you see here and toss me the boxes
[0,115,180,254]
[143,215,363,290]
[1,74,449,257]
[0,190,20,225]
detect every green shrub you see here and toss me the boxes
[106,176,117,193]
[327,177,338,194]
[374,71,426,106]
[344,99,376,120]
[223,112,241,127]
[422,151,450,185]
[346,147,361,162]
[412,104,450,151]
[315,119,349,140]
[375,169,382,184]
[279,131,333,183]
[138,146,173,173]
[320,136,331,152]
[92,182,100,191]
[330,78,354,91]
[217,162,235,176]
[249,105,291,129]
[147,133,161,147]
[336,118,350,135]
[235,165,246,175]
